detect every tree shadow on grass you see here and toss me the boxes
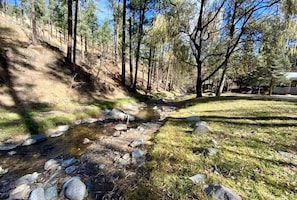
[0,42,40,134]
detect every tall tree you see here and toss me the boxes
[73,0,79,65]
[67,0,73,63]
[121,0,127,86]
[31,0,37,45]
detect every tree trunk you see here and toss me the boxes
[73,0,79,66]
[121,0,127,86]
[31,0,37,45]
[67,0,73,63]
[132,8,145,92]
[216,66,227,96]
[85,35,88,55]
[147,47,152,91]
[165,62,171,91]
[129,10,133,86]
[81,35,84,60]
[196,61,203,97]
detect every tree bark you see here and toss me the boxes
[132,7,145,92]
[31,0,37,45]
[129,9,134,86]
[147,47,152,91]
[216,66,227,96]
[67,0,73,63]
[121,0,127,86]
[73,0,79,65]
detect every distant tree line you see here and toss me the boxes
[1,0,297,97]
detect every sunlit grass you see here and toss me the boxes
[126,96,297,199]
[0,97,139,140]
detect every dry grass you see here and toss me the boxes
[126,95,297,199]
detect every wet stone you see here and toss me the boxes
[0,140,21,151]
[7,151,17,156]
[189,174,205,184]
[83,118,98,124]
[65,166,77,174]
[73,120,82,126]
[29,187,45,200]
[203,184,242,200]
[62,158,77,168]
[22,134,47,146]
[44,186,58,200]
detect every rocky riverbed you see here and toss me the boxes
[0,101,176,199]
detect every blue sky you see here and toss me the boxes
[8,0,113,25]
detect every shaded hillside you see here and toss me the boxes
[0,14,128,109]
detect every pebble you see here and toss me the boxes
[193,121,209,134]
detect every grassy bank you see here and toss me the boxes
[127,96,297,199]
[0,97,140,141]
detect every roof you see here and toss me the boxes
[285,72,297,81]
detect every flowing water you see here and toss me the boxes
[0,106,160,188]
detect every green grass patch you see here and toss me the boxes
[0,97,139,140]
[126,95,297,199]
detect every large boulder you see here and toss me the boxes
[203,184,242,200]
[63,177,87,200]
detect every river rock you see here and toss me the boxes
[83,138,91,144]
[126,114,136,122]
[22,134,47,146]
[109,109,126,120]
[44,159,59,171]
[29,187,45,200]
[113,131,121,137]
[73,120,82,126]
[189,174,205,184]
[132,149,144,159]
[62,158,77,168]
[114,124,128,131]
[63,177,87,200]
[65,166,77,174]
[8,150,17,156]
[193,121,209,134]
[0,166,8,175]
[48,125,69,138]
[15,172,39,186]
[129,138,143,148]
[9,183,30,200]
[0,140,21,151]
[203,184,242,200]
[44,186,58,200]
[187,116,201,122]
[83,118,98,124]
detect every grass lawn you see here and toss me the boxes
[126,95,297,199]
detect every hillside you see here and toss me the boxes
[0,14,134,140]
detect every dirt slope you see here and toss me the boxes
[0,14,126,110]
